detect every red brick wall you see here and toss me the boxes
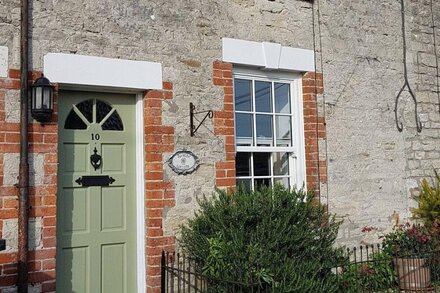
[213,61,236,190]
[144,82,176,293]
[0,69,58,292]
[0,72,177,292]
[303,72,327,194]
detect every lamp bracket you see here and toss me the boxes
[190,102,213,137]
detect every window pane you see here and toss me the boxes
[274,177,290,189]
[253,152,271,176]
[235,113,253,146]
[65,110,87,130]
[96,100,113,123]
[236,179,251,191]
[256,115,273,146]
[236,152,251,177]
[255,178,271,190]
[102,111,124,131]
[255,81,272,112]
[276,116,291,146]
[275,83,290,113]
[76,99,93,123]
[273,152,289,176]
[234,79,252,111]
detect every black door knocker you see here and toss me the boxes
[90,147,102,170]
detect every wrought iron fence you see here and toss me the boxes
[161,247,440,293]
[333,245,440,292]
[161,251,270,293]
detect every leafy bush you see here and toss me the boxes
[412,170,440,227]
[381,223,435,256]
[338,251,397,292]
[179,185,344,292]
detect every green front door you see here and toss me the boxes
[57,91,137,293]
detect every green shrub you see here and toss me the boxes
[338,251,397,292]
[179,185,344,292]
[412,170,440,227]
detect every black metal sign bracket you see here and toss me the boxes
[190,102,213,137]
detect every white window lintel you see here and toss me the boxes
[222,38,315,72]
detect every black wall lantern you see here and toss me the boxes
[31,74,54,123]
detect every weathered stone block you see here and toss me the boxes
[0,46,7,77]
[3,153,44,187]
[2,284,41,293]
[5,90,20,123]
[1,217,43,252]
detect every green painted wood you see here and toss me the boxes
[57,91,137,293]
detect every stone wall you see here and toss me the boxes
[320,0,440,246]
[0,0,439,291]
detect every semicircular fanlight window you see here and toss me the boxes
[64,99,93,130]
[64,99,124,131]
[102,111,124,131]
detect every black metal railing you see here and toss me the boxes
[333,245,440,292]
[161,252,270,293]
[161,247,440,292]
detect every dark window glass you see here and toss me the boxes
[276,116,292,146]
[96,100,112,123]
[102,111,124,131]
[236,152,251,176]
[234,79,252,111]
[256,114,273,146]
[255,81,272,112]
[254,178,271,190]
[76,99,93,123]
[275,83,290,113]
[236,179,251,191]
[253,152,271,176]
[65,110,87,130]
[274,177,289,189]
[235,113,253,146]
[273,153,289,176]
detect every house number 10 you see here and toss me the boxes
[91,133,100,140]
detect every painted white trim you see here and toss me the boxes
[222,38,315,72]
[233,67,306,189]
[135,93,146,293]
[294,78,307,190]
[44,53,163,90]
[49,52,153,291]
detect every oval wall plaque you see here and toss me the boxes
[168,150,199,175]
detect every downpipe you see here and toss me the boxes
[18,0,29,291]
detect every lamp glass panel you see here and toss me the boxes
[43,87,52,109]
[35,87,43,109]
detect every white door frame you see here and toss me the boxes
[135,93,146,293]
[45,53,163,293]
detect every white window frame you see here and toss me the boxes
[233,67,306,190]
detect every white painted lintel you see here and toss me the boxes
[222,38,315,72]
[44,53,163,90]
